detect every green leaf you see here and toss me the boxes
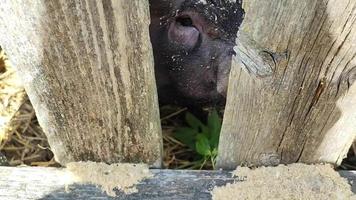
[211,148,218,157]
[174,127,198,150]
[185,112,207,132]
[200,125,210,136]
[207,109,222,148]
[208,109,222,135]
[195,134,211,156]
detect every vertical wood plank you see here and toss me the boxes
[0,0,162,167]
[218,0,356,168]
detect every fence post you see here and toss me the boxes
[0,0,162,167]
[218,0,356,169]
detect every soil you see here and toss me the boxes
[212,163,356,200]
[66,161,152,197]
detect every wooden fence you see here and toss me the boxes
[0,0,356,198]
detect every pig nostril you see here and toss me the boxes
[176,16,194,27]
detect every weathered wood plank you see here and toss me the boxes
[0,1,162,166]
[0,167,235,200]
[0,166,355,200]
[339,171,356,193]
[218,0,356,168]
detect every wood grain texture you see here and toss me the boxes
[0,0,162,166]
[340,170,356,193]
[0,166,236,200]
[0,166,355,200]
[218,0,356,168]
[235,32,281,78]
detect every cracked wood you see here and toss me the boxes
[0,0,162,167]
[218,0,356,168]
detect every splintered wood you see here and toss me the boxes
[212,164,356,200]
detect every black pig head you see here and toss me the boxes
[150,0,244,107]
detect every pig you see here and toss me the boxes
[149,0,244,108]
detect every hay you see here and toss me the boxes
[0,47,26,143]
[0,47,56,167]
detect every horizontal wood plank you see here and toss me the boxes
[0,166,355,200]
[339,171,356,194]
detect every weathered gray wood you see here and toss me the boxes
[0,0,162,166]
[235,32,284,78]
[218,0,356,168]
[339,171,356,193]
[0,166,354,200]
[0,166,236,200]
